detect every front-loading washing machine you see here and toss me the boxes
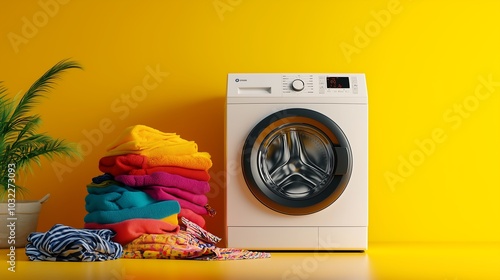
[225,73,368,251]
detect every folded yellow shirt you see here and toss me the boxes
[105,125,198,157]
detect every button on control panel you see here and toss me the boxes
[291,79,305,91]
[282,75,314,94]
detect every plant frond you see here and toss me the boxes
[14,115,42,140]
[0,82,8,104]
[9,134,79,170]
[0,83,14,132]
[8,59,82,127]
[3,115,41,142]
[0,59,83,197]
[0,180,28,202]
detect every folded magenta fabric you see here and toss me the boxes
[140,185,208,206]
[115,171,210,194]
[140,186,208,215]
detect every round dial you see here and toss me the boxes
[291,79,305,91]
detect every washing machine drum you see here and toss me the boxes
[242,108,353,215]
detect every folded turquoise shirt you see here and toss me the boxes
[85,184,156,212]
[84,200,180,224]
[84,183,180,224]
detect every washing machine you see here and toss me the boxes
[225,73,368,251]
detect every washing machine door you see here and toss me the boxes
[242,108,352,215]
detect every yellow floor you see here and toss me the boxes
[1,243,499,280]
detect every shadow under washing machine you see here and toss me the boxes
[225,73,368,251]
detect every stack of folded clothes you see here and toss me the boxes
[84,174,181,245]
[79,124,270,261]
[97,124,215,228]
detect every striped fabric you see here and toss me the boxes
[181,216,221,244]
[25,224,123,261]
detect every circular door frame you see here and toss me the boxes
[241,108,352,215]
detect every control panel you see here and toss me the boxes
[227,73,366,100]
[282,74,359,95]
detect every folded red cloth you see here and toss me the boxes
[84,218,180,245]
[100,153,211,172]
[178,208,205,228]
[115,172,210,195]
[99,155,211,181]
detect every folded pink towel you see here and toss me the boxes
[143,186,208,215]
[144,185,207,206]
[115,172,210,195]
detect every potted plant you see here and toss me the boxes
[0,59,82,248]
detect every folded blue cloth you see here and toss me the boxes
[25,224,122,261]
[85,184,156,212]
[84,183,181,224]
[84,199,180,224]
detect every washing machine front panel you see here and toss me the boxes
[226,102,367,227]
[225,73,368,250]
[242,108,352,215]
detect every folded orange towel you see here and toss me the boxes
[99,153,212,173]
[105,125,198,157]
[147,152,212,170]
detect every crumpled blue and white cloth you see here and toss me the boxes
[25,224,123,261]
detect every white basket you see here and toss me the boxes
[0,194,50,248]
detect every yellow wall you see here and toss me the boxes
[1,0,499,245]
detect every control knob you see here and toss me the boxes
[291,79,305,91]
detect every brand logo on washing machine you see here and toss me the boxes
[235,78,247,82]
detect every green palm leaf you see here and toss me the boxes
[6,59,82,132]
[0,59,82,200]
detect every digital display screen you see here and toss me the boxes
[326,77,350,88]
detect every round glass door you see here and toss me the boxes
[242,108,352,215]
